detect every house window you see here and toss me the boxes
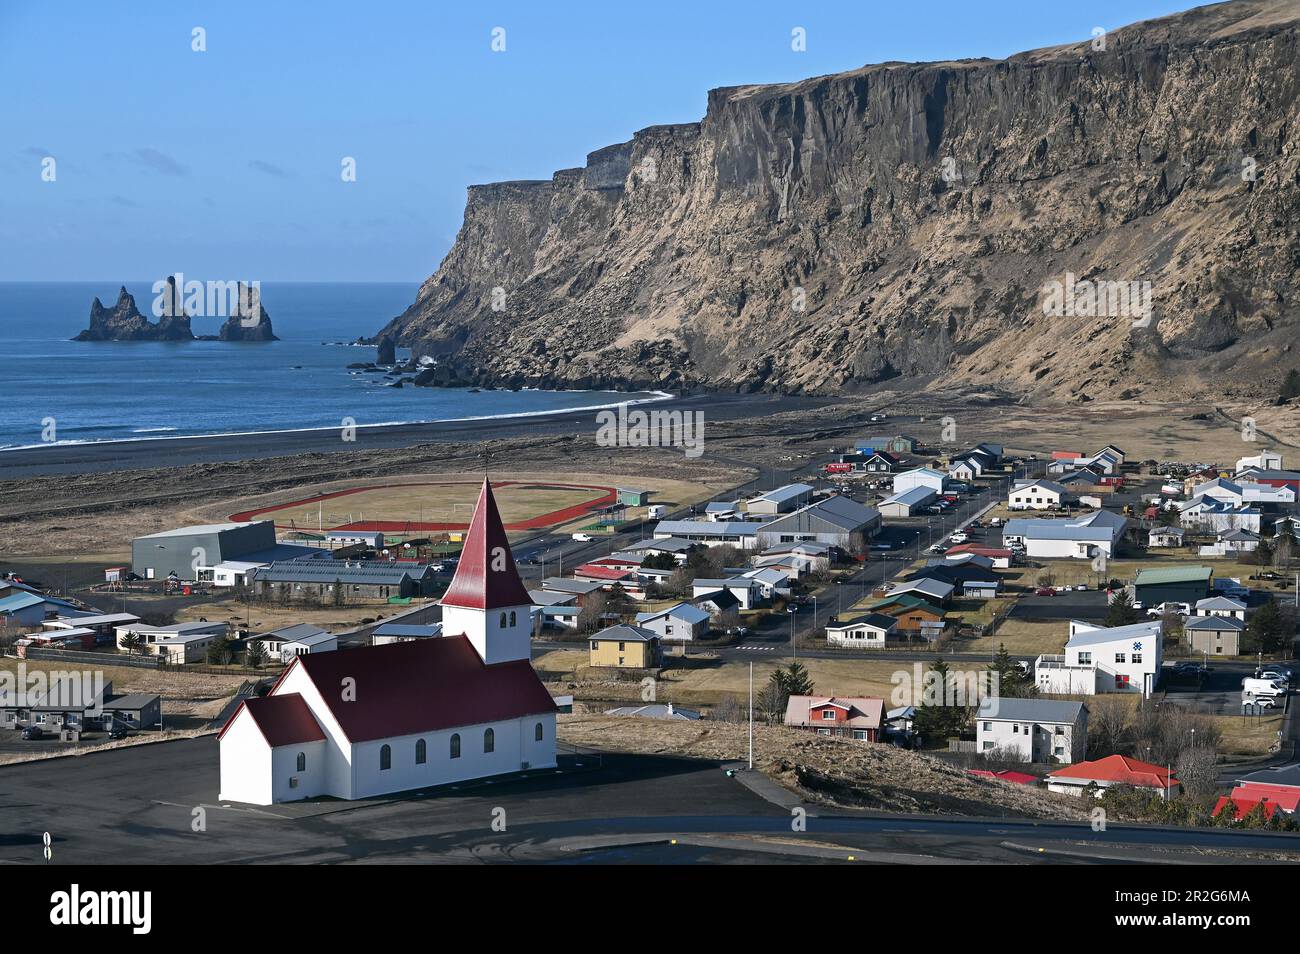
[982,741,994,750]
[1114,653,1126,664]
[499,612,507,627]
[1012,724,1020,733]
[289,777,299,789]
[296,752,306,772]
[852,730,867,740]
[590,641,598,650]
[821,710,836,720]
[483,728,495,753]
[416,739,426,764]
[1054,725,1065,735]
[450,734,461,759]
[1132,653,1142,664]
[509,611,517,627]
[1115,674,1130,688]
[982,722,992,731]
[380,744,391,771]
[1078,652,1092,665]
[618,642,626,651]
[535,722,544,742]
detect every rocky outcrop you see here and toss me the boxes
[376,335,396,364]
[75,286,193,342]
[217,284,278,341]
[74,281,277,342]
[379,0,1300,403]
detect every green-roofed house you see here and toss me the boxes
[1134,565,1213,608]
[857,593,946,635]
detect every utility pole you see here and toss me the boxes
[748,661,754,771]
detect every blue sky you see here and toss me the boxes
[1,0,1194,282]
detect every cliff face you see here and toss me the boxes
[380,0,1300,403]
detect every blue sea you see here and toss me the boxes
[0,282,663,450]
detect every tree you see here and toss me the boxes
[120,630,147,656]
[577,592,609,634]
[245,640,267,670]
[775,661,814,698]
[1246,598,1294,654]
[987,644,1034,698]
[1087,696,1133,757]
[1255,537,1274,568]
[665,567,695,598]
[912,658,971,742]
[206,635,233,665]
[1104,589,1141,627]
[1175,744,1219,804]
[604,582,633,620]
[1273,518,1296,570]
[332,578,345,607]
[641,552,677,571]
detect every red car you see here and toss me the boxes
[1035,587,1056,596]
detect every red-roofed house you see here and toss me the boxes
[784,695,885,742]
[218,480,557,805]
[1045,755,1180,799]
[1213,796,1281,822]
[968,769,1039,785]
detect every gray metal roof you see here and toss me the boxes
[254,623,329,642]
[977,697,1086,723]
[591,623,659,643]
[251,561,431,584]
[1184,615,1245,631]
[880,486,936,507]
[762,495,880,533]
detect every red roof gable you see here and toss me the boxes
[290,635,556,743]
[969,769,1038,785]
[440,480,533,610]
[1048,754,1177,789]
[574,566,634,581]
[220,693,325,748]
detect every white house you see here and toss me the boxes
[1008,479,1068,510]
[740,567,791,600]
[1046,755,1180,799]
[1237,450,1283,473]
[892,467,947,495]
[1178,498,1262,533]
[1001,509,1127,559]
[1034,619,1163,698]
[1195,596,1247,620]
[692,577,762,610]
[825,612,896,648]
[252,623,338,662]
[975,697,1088,765]
[115,621,227,663]
[634,602,710,642]
[218,480,557,806]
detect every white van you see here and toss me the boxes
[572,533,594,542]
[1242,676,1287,698]
[646,505,668,519]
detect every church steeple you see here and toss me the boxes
[440,480,533,664]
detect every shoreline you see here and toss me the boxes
[0,388,676,453]
[0,392,830,479]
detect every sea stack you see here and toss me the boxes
[74,285,194,341]
[218,283,278,341]
[376,335,396,364]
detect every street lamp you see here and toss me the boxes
[787,606,797,660]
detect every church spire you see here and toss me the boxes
[440,479,532,611]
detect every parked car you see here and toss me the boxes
[1243,694,1279,710]
[949,532,968,544]
[108,723,130,740]
[1035,587,1057,596]
[20,725,43,740]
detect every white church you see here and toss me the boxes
[218,480,557,805]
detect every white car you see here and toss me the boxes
[949,532,968,544]
[571,532,594,542]
[1243,694,1279,709]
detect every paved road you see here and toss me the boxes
[2,736,1297,865]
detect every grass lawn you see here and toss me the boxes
[1211,710,1285,756]
[959,618,1066,656]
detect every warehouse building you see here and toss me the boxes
[1134,565,1214,608]
[132,521,319,583]
[249,561,437,601]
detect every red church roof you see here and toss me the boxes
[220,692,325,747]
[1048,754,1178,789]
[289,635,556,743]
[439,480,533,610]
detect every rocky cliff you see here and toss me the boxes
[379,0,1300,403]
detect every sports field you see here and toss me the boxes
[228,480,615,534]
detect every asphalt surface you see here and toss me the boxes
[3,736,1297,864]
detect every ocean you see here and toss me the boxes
[0,282,663,451]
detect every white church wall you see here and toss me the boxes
[218,709,273,805]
